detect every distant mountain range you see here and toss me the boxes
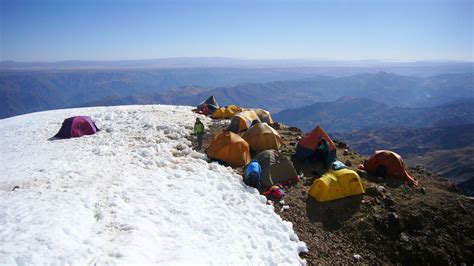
[274,97,474,132]
[331,124,474,156]
[0,68,331,118]
[82,71,473,112]
[2,58,472,76]
[332,124,474,184]
[1,65,472,119]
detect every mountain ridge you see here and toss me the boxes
[1,71,472,119]
[274,97,474,132]
[80,72,473,112]
[2,58,472,72]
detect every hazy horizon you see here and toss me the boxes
[2,56,473,64]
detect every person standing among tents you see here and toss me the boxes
[317,137,330,168]
[194,118,205,149]
[244,160,262,190]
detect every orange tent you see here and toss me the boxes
[254,109,274,124]
[364,150,418,185]
[207,131,251,167]
[226,111,261,133]
[242,123,282,152]
[295,125,337,161]
[211,105,242,119]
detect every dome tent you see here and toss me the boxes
[247,150,299,189]
[242,123,282,152]
[363,150,418,185]
[53,116,100,139]
[211,105,242,119]
[197,95,219,114]
[207,131,251,167]
[308,169,365,202]
[295,125,337,162]
[254,108,274,124]
[226,110,260,133]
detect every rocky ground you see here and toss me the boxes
[193,119,474,265]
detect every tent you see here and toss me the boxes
[53,116,100,139]
[207,131,251,167]
[248,150,299,189]
[211,105,243,119]
[197,95,219,114]
[308,169,365,202]
[242,123,283,152]
[364,150,418,185]
[254,109,274,124]
[295,125,337,162]
[226,111,261,133]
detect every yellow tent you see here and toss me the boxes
[242,123,282,152]
[308,169,365,202]
[227,110,261,133]
[207,131,251,167]
[211,105,243,119]
[254,109,274,124]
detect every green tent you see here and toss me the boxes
[250,150,298,189]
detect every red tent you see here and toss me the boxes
[364,150,418,185]
[295,125,337,161]
[53,116,100,139]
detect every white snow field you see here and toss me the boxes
[0,105,307,265]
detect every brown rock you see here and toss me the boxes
[387,212,404,234]
[405,214,424,231]
[288,127,302,133]
[383,196,396,207]
[366,185,387,198]
[272,122,281,129]
[419,187,426,195]
[447,182,461,193]
[336,141,347,149]
[399,232,410,242]
[357,169,368,179]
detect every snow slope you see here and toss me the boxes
[0,105,307,264]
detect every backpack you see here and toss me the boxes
[263,184,285,199]
[244,172,261,190]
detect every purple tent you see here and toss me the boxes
[53,116,100,139]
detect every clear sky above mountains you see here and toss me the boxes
[1,0,472,62]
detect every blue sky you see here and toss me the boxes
[1,0,472,61]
